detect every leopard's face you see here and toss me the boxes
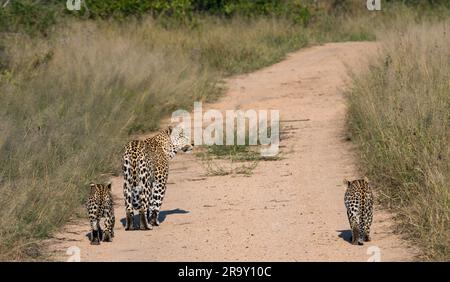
[169,126,193,153]
[149,126,193,160]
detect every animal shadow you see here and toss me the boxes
[158,208,189,223]
[119,208,190,227]
[337,229,352,244]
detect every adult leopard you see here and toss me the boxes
[122,126,193,230]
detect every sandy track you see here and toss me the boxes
[48,42,417,261]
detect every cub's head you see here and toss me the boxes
[343,177,370,188]
[89,182,112,195]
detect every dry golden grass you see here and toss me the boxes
[0,19,218,259]
[347,21,450,260]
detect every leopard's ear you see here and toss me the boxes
[106,182,112,190]
[363,176,370,184]
[90,183,96,189]
[343,178,350,186]
[167,125,173,134]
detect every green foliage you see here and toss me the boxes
[393,0,450,7]
[82,0,193,19]
[0,0,62,35]
[1,0,449,35]
[0,0,324,34]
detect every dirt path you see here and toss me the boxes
[48,42,417,261]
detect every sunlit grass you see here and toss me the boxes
[347,21,450,260]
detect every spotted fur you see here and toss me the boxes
[344,177,374,245]
[86,183,115,245]
[122,126,193,231]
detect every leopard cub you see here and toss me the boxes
[344,177,373,245]
[86,183,115,245]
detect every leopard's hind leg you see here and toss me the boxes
[123,152,137,231]
[149,176,167,227]
[123,181,135,231]
[363,200,373,242]
[346,203,363,245]
[138,157,152,230]
[87,199,101,245]
[347,210,361,245]
[103,208,115,242]
[89,217,101,245]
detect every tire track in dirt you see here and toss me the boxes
[47,42,417,261]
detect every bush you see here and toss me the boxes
[0,0,62,34]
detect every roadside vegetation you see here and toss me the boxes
[347,21,450,260]
[0,0,449,260]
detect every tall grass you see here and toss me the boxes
[0,19,218,259]
[347,21,450,260]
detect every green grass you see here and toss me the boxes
[195,129,263,177]
[347,20,450,260]
[196,143,262,176]
[195,124,284,176]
